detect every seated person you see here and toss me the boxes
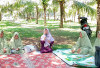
[0,30,10,55]
[40,28,54,53]
[9,32,24,54]
[71,31,93,55]
[93,31,100,55]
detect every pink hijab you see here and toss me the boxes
[40,28,54,47]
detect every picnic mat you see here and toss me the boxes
[0,51,70,68]
[0,54,27,68]
[53,49,96,67]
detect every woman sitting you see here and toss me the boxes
[93,31,100,55]
[0,30,10,55]
[71,31,93,55]
[40,28,54,53]
[9,32,24,54]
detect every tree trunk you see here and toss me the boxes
[53,8,55,21]
[29,13,31,19]
[77,9,80,23]
[59,1,64,28]
[96,0,100,35]
[48,13,49,20]
[63,3,66,22]
[0,12,1,21]
[27,13,29,21]
[74,15,75,23]
[44,7,46,26]
[36,5,38,24]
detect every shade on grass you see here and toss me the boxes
[4,28,42,40]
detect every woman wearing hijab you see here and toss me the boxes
[9,32,24,54]
[71,31,93,55]
[93,31,100,55]
[40,28,54,53]
[0,30,10,55]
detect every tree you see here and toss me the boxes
[36,5,39,24]
[42,0,49,26]
[47,7,52,20]
[96,0,100,35]
[72,1,96,23]
[63,3,66,21]
[23,2,34,20]
[1,0,24,21]
[58,0,65,28]
[67,9,77,22]
[52,0,59,21]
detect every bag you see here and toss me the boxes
[95,46,100,67]
[24,45,38,53]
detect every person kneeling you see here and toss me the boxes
[40,28,54,53]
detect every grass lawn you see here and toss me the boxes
[0,19,97,49]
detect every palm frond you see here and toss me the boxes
[72,1,96,17]
[86,0,97,6]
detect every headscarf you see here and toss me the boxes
[40,28,54,47]
[9,32,23,49]
[93,31,100,55]
[0,30,10,54]
[72,31,92,55]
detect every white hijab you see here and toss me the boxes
[40,28,54,47]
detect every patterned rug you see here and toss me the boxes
[0,51,70,68]
[53,49,96,67]
[0,54,27,68]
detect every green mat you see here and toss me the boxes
[53,49,96,67]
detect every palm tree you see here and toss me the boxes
[96,0,100,35]
[0,6,3,21]
[23,2,34,20]
[36,5,39,24]
[42,0,49,26]
[52,0,59,21]
[67,9,77,22]
[72,1,96,23]
[47,7,52,20]
[58,0,65,28]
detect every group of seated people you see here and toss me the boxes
[0,30,24,54]
[0,28,100,56]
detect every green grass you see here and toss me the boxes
[0,21,21,27]
[4,28,42,40]
[0,20,97,47]
[53,44,72,50]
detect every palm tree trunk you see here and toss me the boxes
[36,5,38,24]
[27,13,28,21]
[59,1,64,28]
[53,8,56,21]
[96,0,100,35]
[0,12,1,21]
[44,7,46,26]
[77,9,80,23]
[63,3,66,22]
[74,15,75,23]
[48,13,49,20]
[29,13,31,19]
